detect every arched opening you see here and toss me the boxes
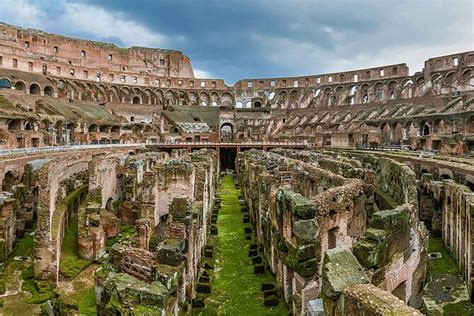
[88,124,98,133]
[2,171,16,192]
[421,122,430,136]
[466,181,474,192]
[106,198,114,211]
[392,281,407,301]
[362,94,369,103]
[100,125,110,133]
[220,148,237,171]
[132,96,141,104]
[440,174,452,180]
[0,78,11,89]
[467,116,474,133]
[8,119,22,131]
[29,83,40,95]
[14,81,26,91]
[220,123,234,143]
[44,86,54,97]
[111,126,120,134]
[144,125,153,133]
[254,101,262,108]
[328,226,339,249]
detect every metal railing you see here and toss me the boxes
[0,141,313,157]
[149,140,313,146]
[0,143,144,157]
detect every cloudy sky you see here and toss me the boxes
[0,0,472,84]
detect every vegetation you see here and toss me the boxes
[59,216,91,278]
[193,175,288,315]
[58,276,97,315]
[105,224,137,249]
[427,236,460,275]
[422,235,474,314]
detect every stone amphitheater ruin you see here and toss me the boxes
[0,22,472,315]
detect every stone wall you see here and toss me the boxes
[34,154,91,281]
[94,149,218,314]
[238,150,372,314]
[238,149,428,314]
[420,176,474,296]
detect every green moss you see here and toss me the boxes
[21,279,36,294]
[427,236,459,275]
[59,215,91,278]
[284,246,299,270]
[59,281,96,315]
[424,235,474,313]
[443,300,474,315]
[77,286,97,314]
[192,175,288,315]
[21,280,54,304]
[105,224,137,249]
[52,185,88,236]
[14,228,35,257]
[21,264,34,280]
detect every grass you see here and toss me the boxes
[76,286,97,315]
[59,277,97,316]
[14,229,35,257]
[427,236,461,275]
[59,216,91,278]
[423,235,474,314]
[105,224,137,249]
[193,175,288,315]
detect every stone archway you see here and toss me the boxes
[220,123,234,143]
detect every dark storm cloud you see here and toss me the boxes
[0,0,472,83]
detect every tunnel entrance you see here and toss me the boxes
[220,148,236,170]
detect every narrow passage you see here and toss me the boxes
[193,174,287,315]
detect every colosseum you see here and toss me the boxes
[0,22,472,315]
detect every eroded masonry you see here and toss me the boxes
[0,22,472,315]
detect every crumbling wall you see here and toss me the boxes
[420,176,474,296]
[155,158,195,226]
[238,149,370,314]
[238,149,428,314]
[34,155,90,281]
[321,247,422,315]
[94,149,218,315]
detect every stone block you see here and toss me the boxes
[192,298,205,308]
[156,238,185,266]
[254,264,265,274]
[196,283,211,294]
[204,263,214,270]
[264,296,279,307]
[293,219,320,242]
[306,299,325,316]
[252,256,262,265]
[102,272,168,308]
[169,196,192,221]
[263,289,277,298]
[262,283,275,291]
[321,246,369,299]
[276,189,316,220]
[371,206,409,232]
